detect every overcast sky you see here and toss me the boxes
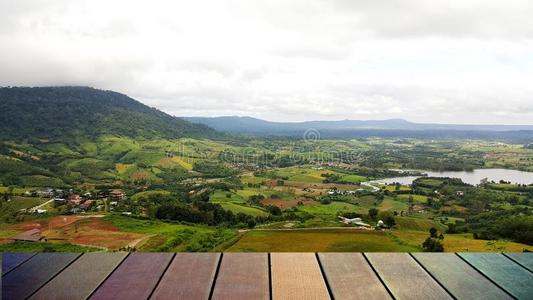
[1,0,533,124]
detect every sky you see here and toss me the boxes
[1,0,533,124]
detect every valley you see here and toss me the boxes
[1,87,532,253]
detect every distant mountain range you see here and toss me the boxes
[1,86,532,142]
[0,87,217,140]
[184,116,533,141]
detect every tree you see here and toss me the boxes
[368,208,379,220]
[378,211,396,227]
[422,237,444,252]
[429,227,438,238]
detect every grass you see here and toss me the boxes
[3,196,47,211]
[218,202,269,217]
[103,215,238,252]
[383,185,412,192]
[130,190,171,202]
[379,198,409,211]
[397,194,429,203]
[392,230,533,252]
[340,174,367,183]
[298,201,366,217]
[395,216,447,232]
[226,229,419,252]
[273,166,341,183]
[0,241,100,252]
[240,175,268,184]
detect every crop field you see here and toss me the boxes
[226,229,419,252]
[272,167,342,183]
[218,202,269,217]
[378,198,409,211]
[43,217,145,250]
[397,194,429,203]
[392,230,533,252]
[260,198,318,209]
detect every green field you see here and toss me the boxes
[104,215,237,252]
[0,241,100,252]
[397,194,429,203]
[227,229,419,252]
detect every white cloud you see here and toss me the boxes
[1,0,532,124]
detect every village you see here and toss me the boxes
[19,188,127,215]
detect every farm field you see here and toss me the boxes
[226,229,419,252]
[392,230,533,252]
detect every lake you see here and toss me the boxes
[371,168,533,186]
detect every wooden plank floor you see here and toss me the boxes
[458,253,533,299]
[2,252,533,300]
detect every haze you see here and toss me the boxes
[1,0,533,124]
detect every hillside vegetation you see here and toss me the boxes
[0,86,217,140]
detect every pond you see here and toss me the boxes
[370,168,533,186]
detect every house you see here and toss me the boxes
[69,194,82,206]
[36,189,54,198]
[456,191,465,196]
[80,199,95,210]
[110,189,126,201]
[13,229,44,242]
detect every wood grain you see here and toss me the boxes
[1,252,80,300]
[89,252,173,300]
[504,252,533,272]
[151,253,220,300]
[459,253,533,299]
[1,253,35,275]
[271,253,330,300]
[29,252,128,300]
[318,253,391,300]
[365,253,452,300]
[212,253,269,300]
[413,253,511,300]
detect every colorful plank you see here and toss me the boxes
[2,252,80,300]
[211,253,269,300]
[151,253,220,300]
[1,253,35,275]
[318,253,391,300]
[271,253,330,300]
[412,253,511,300]
[365,253,452,300]
[459,253,533,299]
[504,253,533,272]
[29,252,128,300]
[89,252,173,300]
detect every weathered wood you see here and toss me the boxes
[89,252,173,300]
[271,253,330,300]
[1,253,35,275]
[459,253,533,299]
[365,253,452,300]
[29,252,128,300]
[318,253,391,300]
[212,253,269,300]
[413,253,511,300]
[2,252,80,300]
[151,253,220,300]
[504,252,533,272]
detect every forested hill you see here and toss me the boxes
[0,87,218,140]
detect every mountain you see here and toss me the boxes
[0,87,218,140]
[184,116,533,141]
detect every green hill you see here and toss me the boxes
[0,86,217,140]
